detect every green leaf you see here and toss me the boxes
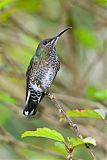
[83,137,96,146]
[0,92,16,104]
[86,86,98,100]
[0,0,15,9]
[96,0,107,5]
[22,128,64,142]
[68,137,96,148]
[66,109,105,119]
[75,27,98,48]
[93,90,107,100]
[54,142,67,156]
[95,109,106,119]
[86,86,107,100]
[0,105,11,126]
[16,0,42,12]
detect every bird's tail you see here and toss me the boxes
[23,90,44,116]
[23,93,38,116]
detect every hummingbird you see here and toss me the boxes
[23,27,71,116]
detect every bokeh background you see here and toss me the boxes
[0,0,107,159]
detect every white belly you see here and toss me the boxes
[42,67,55,88]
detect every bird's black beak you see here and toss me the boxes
[51,27,72,45]
[56,27,72,38]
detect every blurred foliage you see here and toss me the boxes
[87,86,107,101]
[66,108,105,119]
[96,0,107,5]
[22,127,96,158]
[0,91,16,104]
[67,137,96,148]
[0,0,107,159]
[75,27,98,48]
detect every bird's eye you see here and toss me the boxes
[43,41,47,45]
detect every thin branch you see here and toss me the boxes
[48,92,96,160]
[48,93,83,139]
[67,154,73,160]
[34,81,96,159]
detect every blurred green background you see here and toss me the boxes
[0,0,107,159]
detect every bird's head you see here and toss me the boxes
[35,27,72,57]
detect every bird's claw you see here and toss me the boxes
[44,88,50,95]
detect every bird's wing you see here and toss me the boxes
[26,56,40,100]
[26,56,40,77]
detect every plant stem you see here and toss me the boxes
[48,92,96,160]
[36,83,96,160]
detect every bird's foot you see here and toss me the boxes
[31,77,50,95]
[44,88,50,95]
[32,78,41,86]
